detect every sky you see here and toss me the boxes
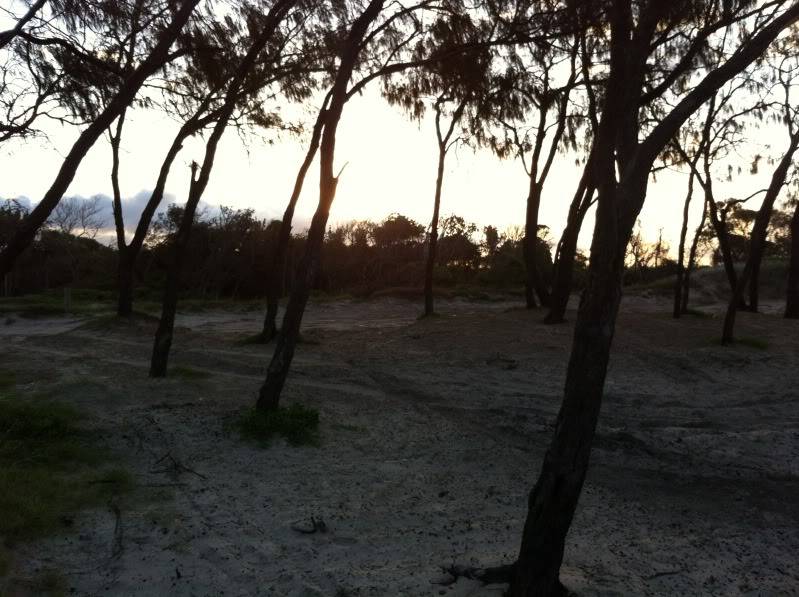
[0,85,781,257]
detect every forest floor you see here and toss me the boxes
[1,291,798,596]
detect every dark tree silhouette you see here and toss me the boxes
[150,0,300,377]
[787,196,799,318]
[259,97,328,341]
[257,0,386,410]
[0,0,202,278]
[722,49,799,341]
[422,93,468,316]
[492,37,580,309]
[504,4,799,595]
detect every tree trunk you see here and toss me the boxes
[117,248,135,317]
[115,111,201,316]
[545,184,593,324]
[257,0,384,412]
[110,112,127,254]
[682,197,707,313]
[673,168,696,318]
[706,188,741,297]
[150,165,202,377]
[424,147,446,317]
[786,200,799,318]
[0,0,200,277]
[748,255,762,312]
[722,131,799,343]
[151,0,296,375]
[523,180,550,309]
[260,106,327,342]
[510,175,639,596]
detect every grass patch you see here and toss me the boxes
[170,365,212,380]
[235,404,320,447]
[683,308,712,319]
[0,289,114,318]
[237,332,270,345]
[0,389,132,544]
[735,336,770,350]
[0,370,15,391]
[713,336,770,350]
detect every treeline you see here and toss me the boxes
[1,202,560,298]
[5,195,795,301]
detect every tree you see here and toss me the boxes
[503,3,799,595]
[543,17,601,324]
[257,0,387,410]
[257,0,510,338]
[422,93,468,315]
[150,0,301,377]
[787,195,799,317]
[722,40,799,341]
[0,0,202,278]
[492,36,580,309]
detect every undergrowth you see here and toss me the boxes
[0,371,132,545]
[235,403,320,447]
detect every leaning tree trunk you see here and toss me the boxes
[748,253,763,312]
[0,0,200,277]
[257,0,384,412]
[673,168,696,318]
[722,131,799,343]
[150,166,202,377]
[545,183,593,324]
[705,187,742,298]
[151,0,296,375]
[260,106,326,342]
[510,174,641,596]
[682,197,707,314]
[523,180,550,309]
[786,200,799,318]
[424,146,446,317]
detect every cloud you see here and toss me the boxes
[5,191,303,246]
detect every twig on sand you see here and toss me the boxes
[150,451,208,480]
[443,563,516,584]
[290,516,328,534]
[644,568,686,580]
[109,499,124,560]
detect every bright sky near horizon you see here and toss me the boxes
[0,84,782,256]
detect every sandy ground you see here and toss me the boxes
[1,293,798,596]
